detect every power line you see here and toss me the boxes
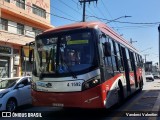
[71,0,82,10]
[101,0,113,20]
[96,6,106,20]
[1,1,79,23]
[59,0,81,15]
[86,15,109,21]
[100,0,122,34]
[71,0,78,4]
[3,0,160,26]
[86,8,103,22]
[79,0,98,22]
[85,15,160,25]
[50,13,79,22]
[112,25,156,30]
[110,20,160,25]
[50,5,77,20]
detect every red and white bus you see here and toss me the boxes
[30,21,144,109]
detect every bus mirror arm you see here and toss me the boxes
[103,42,111,57]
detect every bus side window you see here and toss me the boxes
[103,36,114,75]
[118,44,124,71]
[136,54,140,67]
[115,42,124,71]
[109,38,117,72]
[128,50,134,71]
[126,49,132,71]
[139,55,143,67]
[133,53,137,67]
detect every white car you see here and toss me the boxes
[0,76,32,111]
[145,72,154,81]
[152,72,160,79]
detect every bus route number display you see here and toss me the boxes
[67,82,81,87]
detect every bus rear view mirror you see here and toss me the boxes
[103,42,111,57]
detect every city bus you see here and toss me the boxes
[29,21,144,109]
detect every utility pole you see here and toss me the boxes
[130,38,137,44]
[79,0,98,22]
[144,54,149,63]
[144,54,149,72]
[158,24,160,70]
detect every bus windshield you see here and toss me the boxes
[35,29,97,76]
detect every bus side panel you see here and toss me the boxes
[32,85,105,108]
[102,73,127,108]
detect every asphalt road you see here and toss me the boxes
[1,78,160,120]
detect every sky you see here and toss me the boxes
[50,0,160,64]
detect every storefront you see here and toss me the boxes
[0,45,12,78]
[21,46,32,76]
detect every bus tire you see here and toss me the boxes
[118,80,124,104]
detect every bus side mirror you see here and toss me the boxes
[103,42,111,57]
[29,49,33,64]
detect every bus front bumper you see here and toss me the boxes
[31,86,105,109]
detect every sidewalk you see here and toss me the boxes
[118,80,160,120]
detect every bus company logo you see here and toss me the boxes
[37,82,52,88]
[46,83,52,88]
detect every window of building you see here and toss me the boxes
[32,4,46,18]
[5,0,10,2]
[17,23,24,35]
[0,18,8,31]
[32,28,43,36]
[16,0,25,9]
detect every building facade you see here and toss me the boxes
[0,0,53,78]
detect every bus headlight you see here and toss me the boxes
[82,77,101,91]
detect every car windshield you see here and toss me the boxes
[34,29,97,77]
[0,78,19,89]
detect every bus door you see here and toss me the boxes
[120,47,131,93]
[130,52,138,88]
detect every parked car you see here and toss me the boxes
[152,72,160,79]
[0,76,32,111]
[145,72,154,81]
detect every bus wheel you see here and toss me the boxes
[118,81,124,104]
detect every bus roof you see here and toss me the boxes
[42,21,139,54]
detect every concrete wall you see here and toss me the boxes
[0,0,52,77]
